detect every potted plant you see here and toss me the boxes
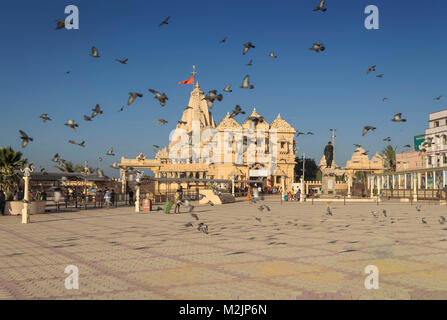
[0,146,31,215]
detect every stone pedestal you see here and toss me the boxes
[322,173,336,196]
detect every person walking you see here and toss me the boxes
[0,190,6,215]
[174,188,182,214]
[53,188,62,211]
[111,189,116,206]
[128,190,134,206]
[104,189,112,207]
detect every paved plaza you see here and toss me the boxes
[1,198,447,299]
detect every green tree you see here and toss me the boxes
[56,161,85,173]
[0,146,28,196]
[381,145,397,172]
[294,157,319,182]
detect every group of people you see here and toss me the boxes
[287,187,302,201]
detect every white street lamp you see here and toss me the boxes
[20,164,34,224]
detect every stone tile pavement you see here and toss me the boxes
[1,199,447,299]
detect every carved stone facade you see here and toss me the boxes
[119,82,296,194]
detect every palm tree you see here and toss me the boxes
[56,161,85,173]
[381,145,397,172]
[0,146,28,196]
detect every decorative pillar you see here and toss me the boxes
[413,173,418,202]
[282,175,285,198]
[370,176,374,198]
[135,170,143,213]
[377,176,382,196]
[120,168,127,194]
[231,176,235,196]
[20,165,34,224]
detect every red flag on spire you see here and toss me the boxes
[178,76,194,84]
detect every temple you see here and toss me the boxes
[119,80,296,195]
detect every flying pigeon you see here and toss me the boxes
[367,65,376,74]
[223,84,232,93]
[382,98,389,102]
[19,130,33,148]
[110,162,120,169]
[157,119,168,125]
[246,59,253,66]
[313,0,327,12]
[191,213,199,221]
[52,153,60,163]
[159,16,170,27]
[64,119,79,131]
[203,90,223,109]
[306,132,314,135]
[440,216,446,224]
[55,20,65,30]
[106,148,115,156]
[128,92,143,106]
[40,114,51,123]
[434,95,443,100]
[153,145,159,152]
[269,51,278,58]
[383,137,391,142]
[309,42,325,52]
[177,120,187,125]
[91,104,103,118]
[148,89,168,106]
[296,131,306,136]
[90,47,100,58]
[354,144,362,148]
[220,37,227,44]
[391,113,407,122]
[248,116,264,125]
[68,140,85,147]
[118,106,125,112]
[403,144,411,148]
[84,115,92,121]
[362,126,376,136]
[230,105,245,118]
[376,74,384,78]
[240,75,254,89]
[422,217,427,224]
[242,42,255,55]
[116,58,128,64]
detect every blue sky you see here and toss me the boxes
[1,0,446,176]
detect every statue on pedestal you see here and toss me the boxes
[323,142,334,168]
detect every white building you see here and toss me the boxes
[425,109,447,168]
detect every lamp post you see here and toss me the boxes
[135,170,144,213]
[20,164,34,224]
[301,153,306,201]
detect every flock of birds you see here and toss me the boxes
[16,0,445,177]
